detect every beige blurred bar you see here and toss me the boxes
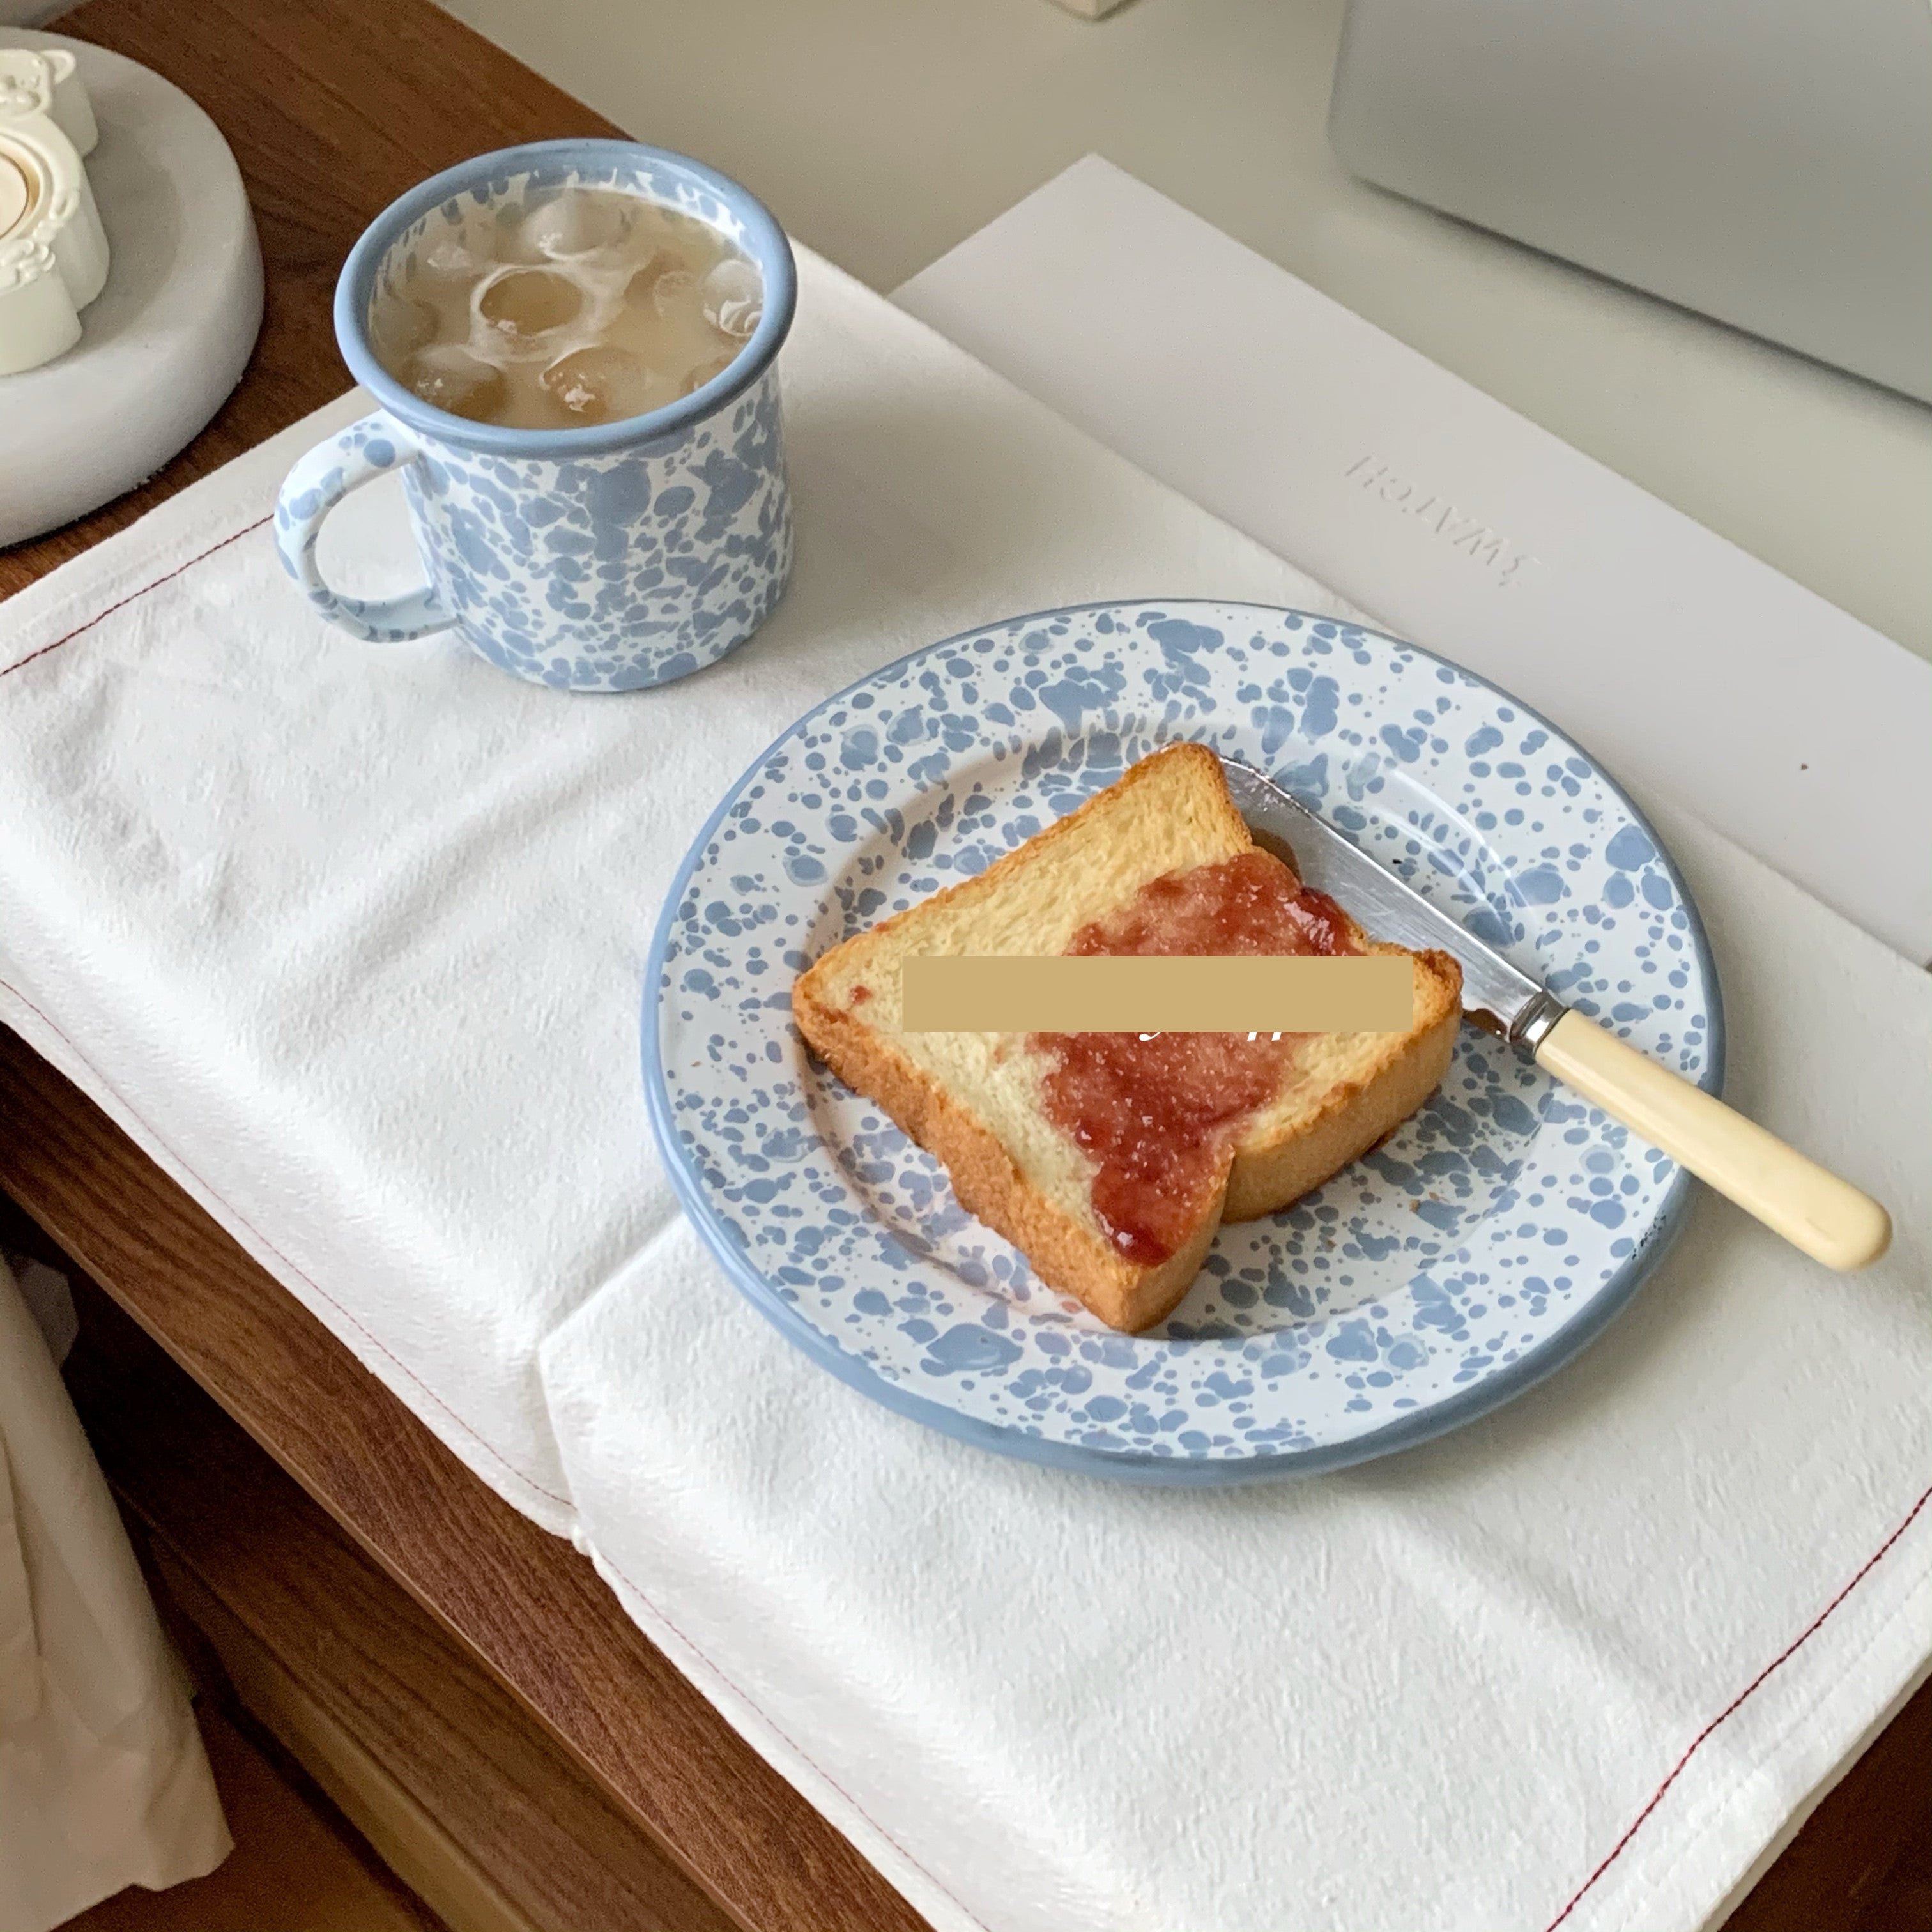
[900,954,1416,1032]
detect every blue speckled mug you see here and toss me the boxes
[274,139,796,693]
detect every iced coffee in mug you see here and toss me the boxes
[275,140,795,693]
[370,187,765,429]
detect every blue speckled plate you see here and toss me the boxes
[643,602,1722,1482]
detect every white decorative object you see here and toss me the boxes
[0,45,107,374]
[0,31,261,546]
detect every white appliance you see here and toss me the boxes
[1327,0,1932,403]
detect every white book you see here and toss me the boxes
[896,155,1932,963]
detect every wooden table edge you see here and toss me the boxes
[1,3,930,1928]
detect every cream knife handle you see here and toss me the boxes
[1533,1010,1892,1271]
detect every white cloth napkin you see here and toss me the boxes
[3,241,1926,1932]
[0,1255,231,1931]
[545,811,1932,1932]
[0,249,1356,1534]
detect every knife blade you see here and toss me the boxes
[1218,757,1567,1054]
[1217,753,1890,1271]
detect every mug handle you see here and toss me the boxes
[274,412,456,641]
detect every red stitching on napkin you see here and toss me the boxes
[4,516,572,1507]
[4,501,986,1923]
[1545,1480,1932,1930]
[1,515,275,680]
[0,973,574,1512]
[23,501,1922,1932]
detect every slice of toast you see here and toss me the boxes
[792,744,1462,1331]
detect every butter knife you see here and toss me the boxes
[1220,757,1892,1271]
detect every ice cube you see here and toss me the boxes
[700,257,762,341]
[540,345,670,425]
[403,346,508,423]
[420,234,484,281]
[678,351,738,398]
[519,188,633,260]
[369,293,439,366]
[477,267,585,345]
[624,251,677,307]
[650,268,696,318]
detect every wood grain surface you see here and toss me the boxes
[0,1028,926,1932]
[64,1273,732,1932]
[1,0,1926,1927]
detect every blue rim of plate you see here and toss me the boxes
[642,601,1725,1483]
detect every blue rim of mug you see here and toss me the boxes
[334,137,797,458]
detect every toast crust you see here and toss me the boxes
[792,744,1464,1332]
[799,992,1227,1331]
[1223,958,1461,1220]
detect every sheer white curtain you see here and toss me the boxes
[0,1254,229,1932]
